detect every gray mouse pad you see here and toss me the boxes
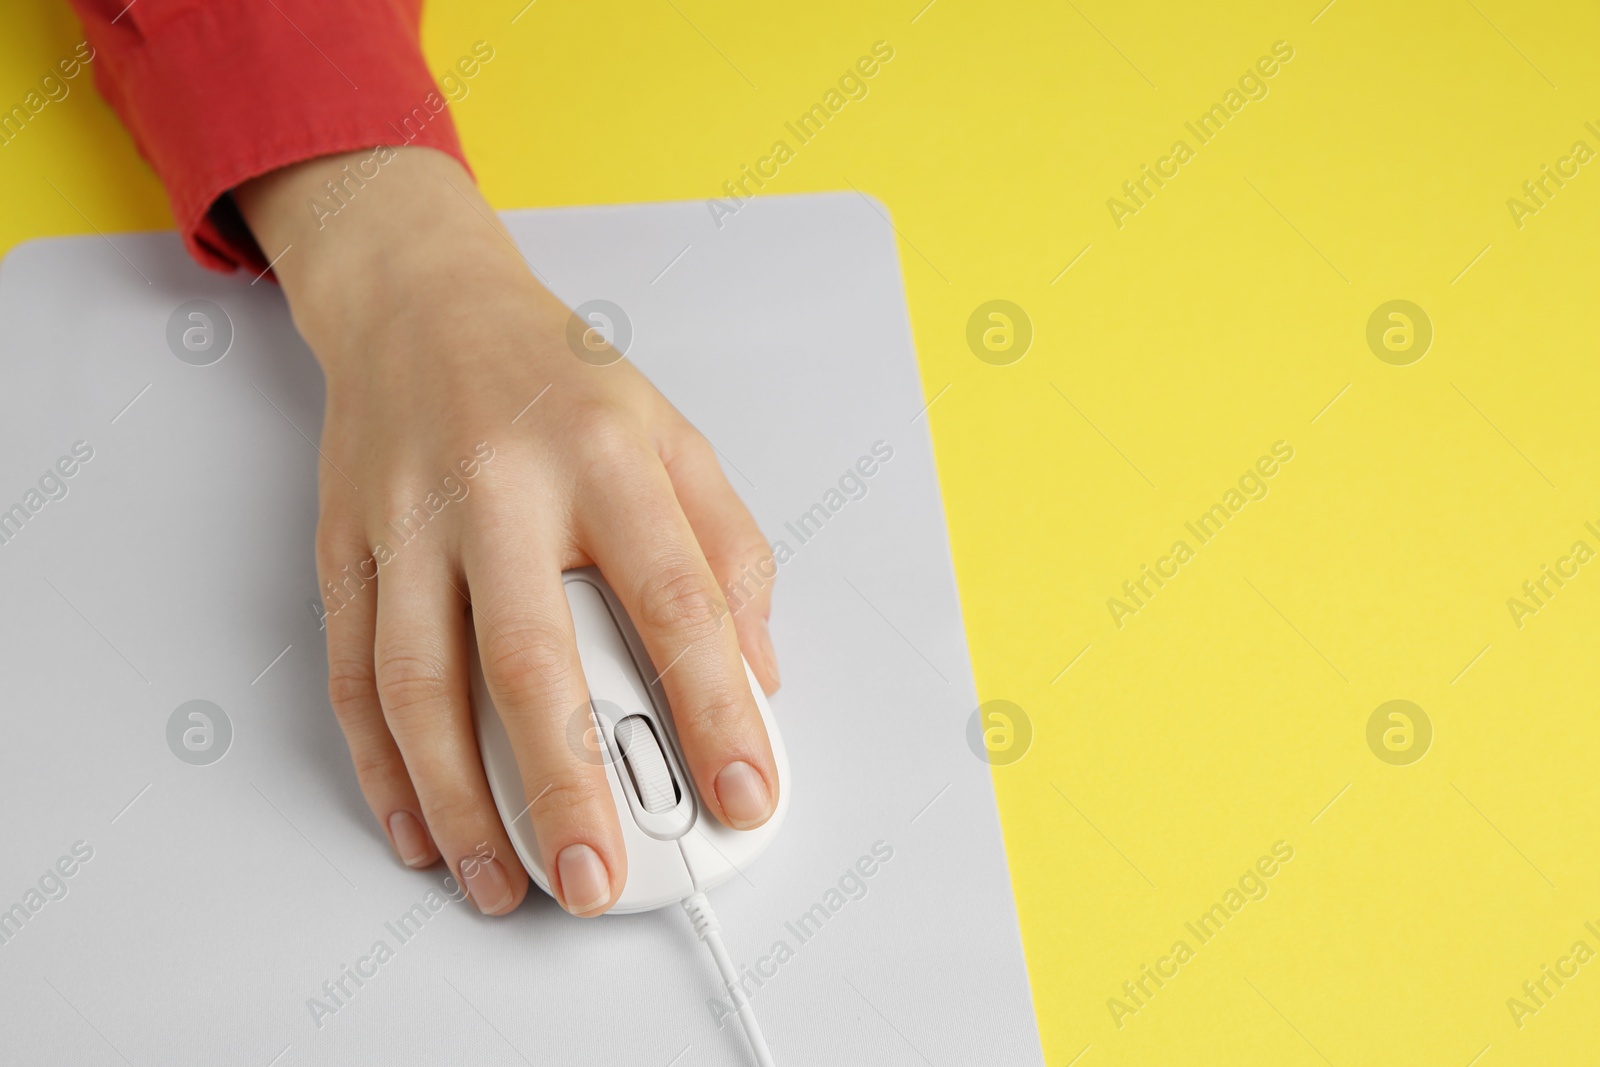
[0,193,1043,1066]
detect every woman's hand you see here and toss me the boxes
[236,147,780,917]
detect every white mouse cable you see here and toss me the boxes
[681,892,776,1067]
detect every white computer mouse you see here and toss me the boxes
[471,568,789,914]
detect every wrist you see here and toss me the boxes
[235,147,531,364]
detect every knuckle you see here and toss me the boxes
[526,776,609,823]
[375,483,433,528]
[373,641,451,720]
[348,739,399,785]
[676,688,752,741]
[481,617,574,706]
[422,789,491,838]
[327,659,379,720]
[570,405,650,478]
[636,565,727,639]
[317,562,377,621]
[316,529,371,589]
[568,400,633,443]
[680,427,725,474]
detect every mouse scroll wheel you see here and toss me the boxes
[614,715,678,814]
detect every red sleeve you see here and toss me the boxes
[66,0,470,275]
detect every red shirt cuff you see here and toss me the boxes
[71,0,470,275]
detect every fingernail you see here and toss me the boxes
[464,856,515,915]
[387,811,434,868]
[755,618,780,690]
[556,843,611,915]
[715,760,773,829]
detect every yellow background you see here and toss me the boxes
[5,2,1599,1063]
